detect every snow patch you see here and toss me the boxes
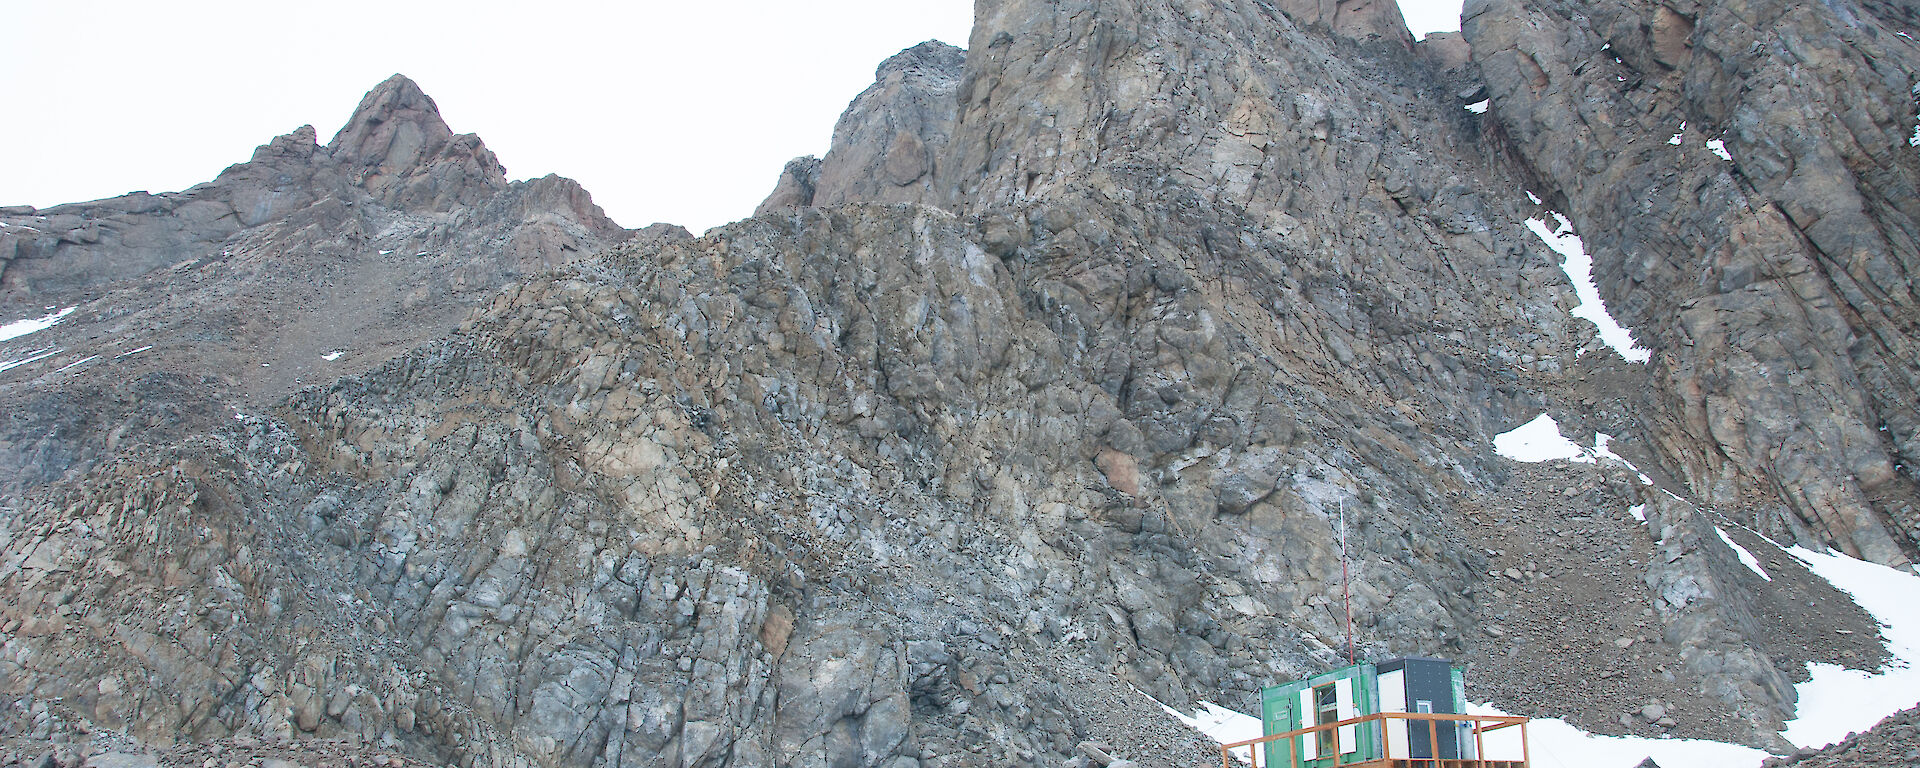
[1526,190,1543,205]
[379,249,393,255]
[1465,99,1490,114]
[1494,414,1594,463]
[1713,527,1772,581]
[1593,434,1703,510]
[1525,213,1653,363]
[1162,701,1266,764]
[0,347,61,373]
[1781,546,1920,749]
[1628,504,1646,523]
[1706,139,1733,161]
[1591,434,1655,486]
[114,345,152,358]
[1173,699,1767,768]
[1467,703,1768,768]
[322,351,343,361]
[1493,423,1682,508]
[53,355,98,373]
[1910,83,1918,147]
[1165,561,1920,768]
[0,306,76,343]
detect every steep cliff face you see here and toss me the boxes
[1466,0,1920,567]
[3,2,1918,768]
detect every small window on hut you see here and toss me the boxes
[1315,683,1339,753]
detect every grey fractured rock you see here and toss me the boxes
[754,156,822,215]
[0,74,638,493]
[755,41,962,215]
[328,74,510,212]
[806,40,963,211]
[1273,0,1416,46]
[0,74,629,308]
[83,755,158,768]
[1465,0,1920,567]
[6,1,1920,767]
[1754,703,1920,767]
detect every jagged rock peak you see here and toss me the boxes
[875,39,966,83]
[0,72,630,347]
[14,1,1920,765]
[754,155,822,215]
[803,41,965,210]
[328,74,453,161]
[247,124,324,164]
[326,73,506,210]
[1275,0,1416,45]
[752,41,963,215]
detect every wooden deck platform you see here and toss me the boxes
[1217,711,1531,768]
[1324,761,1526,768]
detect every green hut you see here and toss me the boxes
[1258,657,1472,767]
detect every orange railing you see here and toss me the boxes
[1217,711,1530,768]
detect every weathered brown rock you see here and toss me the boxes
[1416,31,1475,72]
[753,156,822,214]
[327,75,509,212]
[811,41,965,208]
[1275,0,1417,46]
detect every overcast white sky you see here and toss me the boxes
[1,1,1464,233]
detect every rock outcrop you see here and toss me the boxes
[0,75,642,495]
[811,41,966,208]
[1466,0,1920,567]
[0,76,627,308]
[1275,0,1418,46]
[1767,704,1920,768]
[753,157,822,215]
[4,2,1919,767]
[756,41,966,214]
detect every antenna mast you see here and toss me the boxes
[1342,500,1354,665]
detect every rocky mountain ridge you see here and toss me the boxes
[2,2,1918,768]
[1,75,631,309]
[0,74,656,494]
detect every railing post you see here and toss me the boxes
[1474,716,1487,768]
[1427,715,1437,768]
[1521,721,1531,767]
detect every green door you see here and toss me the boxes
[1263,703,1296,767]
